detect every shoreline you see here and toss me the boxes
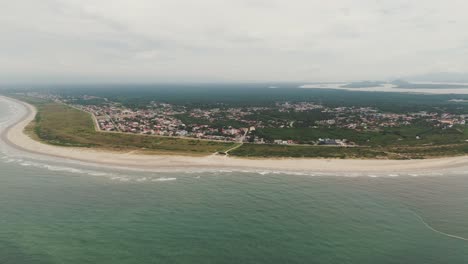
[2,95,468,173]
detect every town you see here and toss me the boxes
[24,92,468,146]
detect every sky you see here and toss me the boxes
[1,0,468,83]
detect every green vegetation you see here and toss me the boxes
[229,140,468,159]
[19,97,235,155]
[229,144,388,159]
[245,109,332,128]
[256,126,468,146]
[235,125,468,159]
[9,84,468,113]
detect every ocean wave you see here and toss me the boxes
[109,176,177,182]
[1,157,23,163]
[136,177,148,182]
[1,150,460,181]
[5,157,126,179]
[343,173,361,177]
[152,177,177,182]
[1,154,451,179]
[110,176,130,182]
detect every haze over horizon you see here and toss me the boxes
[2,0,468,83]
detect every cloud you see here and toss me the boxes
[1,0,468,82]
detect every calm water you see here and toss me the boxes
[1,97,468,263]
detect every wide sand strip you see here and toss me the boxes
[3,96,468,173]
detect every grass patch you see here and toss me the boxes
[229,144,388,159]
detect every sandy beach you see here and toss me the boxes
[3,95,468,173]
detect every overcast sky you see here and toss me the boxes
[1,0,468,83]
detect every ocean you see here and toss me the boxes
[1,97,468,263]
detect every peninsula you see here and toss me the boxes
[3,85,468,172]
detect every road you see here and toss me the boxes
[222,128,249,155]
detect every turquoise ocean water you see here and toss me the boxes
[0,97,467,263]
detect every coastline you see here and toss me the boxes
[3,95,468,173]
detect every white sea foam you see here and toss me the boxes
[344,173,361,177]
[7,157,128,179]
[3,158,21,163]
[136,177,148,182]
[111,177,130,182]
[3,149,465,181]
[254,169,320,177]
[87,172,109,177]
[284,171,301,176]
[2,150,458,180]
[152,177,177,182]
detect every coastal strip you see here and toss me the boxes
[2,95,468,173]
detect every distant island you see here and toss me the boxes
[391,79,468,89]
[4,85,468,160]
[341,81,387,88]
[341,79,468,89]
